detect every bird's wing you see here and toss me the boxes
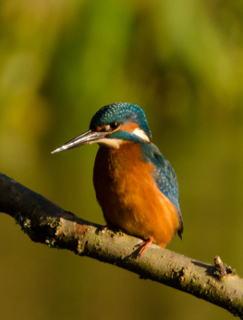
[149,143,180,209]
[141,142,183,235]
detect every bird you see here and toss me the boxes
[52,102,183,254]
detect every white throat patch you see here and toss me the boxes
[96,138,123,149]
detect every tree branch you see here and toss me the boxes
[0,172,242,318]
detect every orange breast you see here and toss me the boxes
[93,142,180,247]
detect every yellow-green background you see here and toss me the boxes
[1,1,243,319]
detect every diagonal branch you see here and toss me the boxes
[0,172,242,318]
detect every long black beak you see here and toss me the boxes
[51,130,106,154]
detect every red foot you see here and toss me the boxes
[138,239,153,255]
[101,225,110,233]
[103,225,110,231]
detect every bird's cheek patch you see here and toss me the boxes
[96,125,111,132]
[119,123,138,132]
[119,123,150,142]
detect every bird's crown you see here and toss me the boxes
[89,102,152,140]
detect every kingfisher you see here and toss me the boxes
[52,103,183,254]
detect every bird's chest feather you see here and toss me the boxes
[93,143,148,205]
[93,142,180,246]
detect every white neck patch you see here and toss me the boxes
[133,128,150,142]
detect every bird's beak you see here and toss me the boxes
[51,130,106,154]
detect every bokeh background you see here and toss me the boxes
[1,0,243,319]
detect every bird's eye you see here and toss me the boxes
[109,122,119,130]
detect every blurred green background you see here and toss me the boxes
[0,0,243,319]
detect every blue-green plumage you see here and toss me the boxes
[90,103,152,139]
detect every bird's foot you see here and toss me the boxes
[101,225,110,234]
[138,239,153,255]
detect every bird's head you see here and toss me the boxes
[52,103,152,153]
